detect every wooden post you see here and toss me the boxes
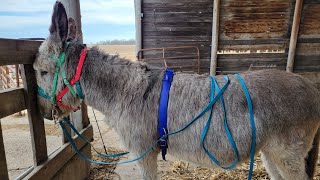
[0,123,9,180]
[81,102,90,128]
[21,65,48,166]
[135,0,142,60]
[210,0,220,76]
[15,65,20,88]
[0,67,3,89]
[286,0,304,72]
[60,0,87,136]
[60,0,83,41]
[15,65,22,116]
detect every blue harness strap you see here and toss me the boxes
[158,69,174,160]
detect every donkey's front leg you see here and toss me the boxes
[134,148,159,180]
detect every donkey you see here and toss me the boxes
[33,2,320,180]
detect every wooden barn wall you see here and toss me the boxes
[295,0,320,72]
[142,0,213,73]
[141,0,320,74]
[217,0,293,73]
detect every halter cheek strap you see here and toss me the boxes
[55,47,87,104]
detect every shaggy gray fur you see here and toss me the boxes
[33,2,320,180]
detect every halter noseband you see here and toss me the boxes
[37,42,87,117]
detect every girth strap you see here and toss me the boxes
[158,69,174,160]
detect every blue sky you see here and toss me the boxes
[0,0,135,43]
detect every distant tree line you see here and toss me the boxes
[96,39,136,45]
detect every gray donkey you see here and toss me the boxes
[33,2,320,180]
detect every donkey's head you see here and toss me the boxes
[33,2,80,119]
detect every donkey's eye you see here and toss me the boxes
[41,71,48,76]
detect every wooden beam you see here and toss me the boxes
[286,0,304,72]
[0,38,42,52]
[0,123,9,180]
[0,88,26,119]
[25,125,93,180]
[135,0,143,59]
[0,51,38,66]
[0,39,41,66]
[21,65,48,166]
[210,0,220,76]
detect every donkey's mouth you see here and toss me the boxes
[51,106,64,120]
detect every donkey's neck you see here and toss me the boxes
[74,47,162,126]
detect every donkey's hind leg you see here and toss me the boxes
[264,126,316,180]
[261,151,284,180]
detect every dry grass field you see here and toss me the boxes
[90,45,136,61]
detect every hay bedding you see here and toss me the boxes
[88,150,320,179]
[161,155,269,180]
[88,147,124,180]
[161,154,320,180]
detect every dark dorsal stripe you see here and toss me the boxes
[143,68,162,100]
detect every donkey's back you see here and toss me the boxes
[166,69,320,180]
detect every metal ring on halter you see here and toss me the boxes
[51,106,61,126]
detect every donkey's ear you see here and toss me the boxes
[67,17,77,40]
[49,1,68,43]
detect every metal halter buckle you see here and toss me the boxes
[51,106,61,128]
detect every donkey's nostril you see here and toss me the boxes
[41,71,48,76]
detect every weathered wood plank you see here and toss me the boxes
[0,88,26,119]
[0,39,41,66]
[219,53,287,59]
[0,38,42,52]
[0,51,37,66]
[296,43,320,55]
[25,125,93,180]
[218,44,286,53]
[21,65,48,166]
[51,144,91,180]
[0,123,9,180]
[299,3,320,38]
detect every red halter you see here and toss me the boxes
[56,46,88,110]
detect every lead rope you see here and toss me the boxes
[92,107,108,154]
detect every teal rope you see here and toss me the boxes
[64,119,128,157]
[200,75,239,170]
[235,74,256,180]
[38,86,51,100]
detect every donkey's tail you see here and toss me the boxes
[306,129,320,178]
